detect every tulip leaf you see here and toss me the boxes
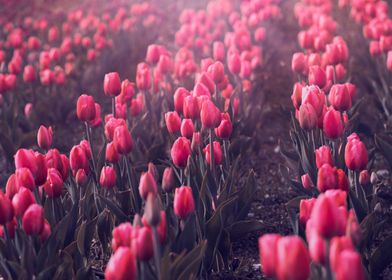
[348,190,367,223]
[77,216,98,257]
[172,214,197,253]
[236,170,256,220]
[176,240,207,280]
[370,235,392,278]
[227,220,268,241]
[36,265,58,280]
[98,194,129,222]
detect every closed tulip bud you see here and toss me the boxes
[204,141,223,166]
[106,142,120,163]
[329,84,352,111]
[174,186,195,220]
[299,198,316,225]
[359,170,370,186]
[258,234,281,277]
[315,145,333,169]
[104,117,127,141]
[292,52,307,73]
[193,82,211,97]
[171,137,191,169]
[15,148,38,176]
[23,65,36,82]
[162,167,175,192]
[191,132,201,152]
[197,73,215,95]
[22,204,44,235]
[6,174,18,199]
[76,94,96,122]
[44,168,63,198]
[213,42,225,61]
[105,247,137,280]
[157,54,172,74]
[173,87,190,113]
[335,64,346,80]
[208,61,225,84]
[111,222,132,252]
[276,236,311,280]
[70,145,89,175]
[308,231,327,265]
[60,154,70,181]
[100,166,117,189]
[335,251,365,280]
[200,100,221,129]
[35,153,48,186]
[317,164,338,192]
[15,168,35,191]
[113,125,133,154]
[310,194,341,239]
[301,85,325,116]
[308,66,326,88]
[298,103,318,130]
[291,82,303,110]
[301,173,312,189]
[165,111,181,134]
[180,119,195,139]
[215,113,232,139]
[0,191,13,224]
[133,226,154,261]
[144,193,161,229]
[139,172,157,200]
[146,44,161,64]
[337,169,349,192]
[345,133,368,171]
[183,95,198,119]
[136,63,151,90]
[104,72,121,97]
[323,108,343,139]
[119,79,134,104]
[228,52,241,75]
[75,169,88,186]
[37,125,53,150]
[24,103,33,119]
[325,189,347,207]
[329,237,354,272]
[39,220,51,242]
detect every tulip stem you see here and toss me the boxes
[112,97,116,118]
[152,226,161,277]
[324,239,332,280]
[311,130,316,151]
[85,122,97,177]
[209,129,215,177]
[124,157,138,212]
[223,140,229,170]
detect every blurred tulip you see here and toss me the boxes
[100,166,117,189]
[37,126,53,150]
[299,198,316,225]
[105,247,137,280]
[76,94,96,122]
[335,250,365,280]
[138,172,157,200]
[104,72,121,97]
[111,222,132,252]
[113,125,133,154]
[298,103,318,130]
[165,111,181,134]
[22,204,44,235]
[0,191,13,225]
[173,186,195,220]
[258,234,281,277]
[310,194,341,239]
[315,145,333,169]
[301,173,312,189]
[204,141,223,166]
[317,164,338,192]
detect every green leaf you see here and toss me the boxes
[77,217,98,257]
[98,194,129,222]
[176,241,207,280]
[227,220,268,240]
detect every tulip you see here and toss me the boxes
[345,133,368,171]
[213,42,225,61]
[173,186,195,220]
[204,142,223,166]
[200,100,221,129]
[39,220,51,242]
[138,172,157,200]
[144,193,161,227]
[180,119,195,139]
[75,169,88,186]
[317,164,338,192]
[324,189,347,207]
[307,227,327,265]
[106,142,120,163]
[359,170,370,186]
[44,168,63,198]
[323,108,343,139]
[183,95,198,119]
[104,72,121,97]
[291,82,303,110]
[14,149,37,176]
[37,125,53,150]
[70,145,89,175]
[35,153,48,186]
[328,84,352,111]
[335,250,365,280]
[310,194,341,239]
[298,103,317,130]
[173,87,189,113]
[329,237,354,272]
[193,82,211,97]
[191,132,201,152]
[162,167,175,192]
[146,44,161,64]
[136,63,151,90]
[23,65,36,82]
[215,114,232,139]
[15,168,35,191]
[299,198,316,225]
[113,125,133,154]
[105,247,137,280]
[111,222,132,252]
[6,174,18,199]
[208,61,225,84]
[89,103,102,128]
[337,169,349,192]
[258,234,281,277]
[165,111,181,134]
[0,191,13,225]
[315,145,333,169]
[119,80,134,104]
[76,94,96,122]
[301,173,312,189]
[133,226,154,261]
[301,85,325,116]
[197,73,215,95]
[387,51,392,70]
[292,52,307,74]
[100,166,117,189]
[276,236,311,280]
[22,204,44,235]
[308,66,326,88]
[228,52,241,75]
[171,137,191,169]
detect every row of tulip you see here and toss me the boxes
[258,0,372,279]
[0,0,282,279]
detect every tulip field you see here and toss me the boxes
[1,0,392,279]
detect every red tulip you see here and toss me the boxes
[44,168,63,197]
[191,132,201,152]
[215,114,232,139]
[162,167,175,192]
[165,111,181,134]
[213,41,225,61]
[258,234,281,277]
[345,133,368,171]
[105,247,137,280]
[23,65,36,82]
[299,198,316,225]
[12,187,35,217]
[200,100,221,129]
[104,72,121,97]
[14,149,38,176]
[323,108,343,139]
[310,194,341,239]
[75,169,88,186]
[359,170,370,186]
[317,164,338,192]
[298,103,318,130]
[180,119,195,139]
[328,84,352,111]
[336,169,349,192]
[301,173,312,189]
[276,236,311,280]
[183,95,198,119]
[307,231,327,265]
[308,66,326,88]
[100,166,117,189]
[315,145,333,169]
[301,85,325,116]
[37,125,53,150]
[39,220,51,242]
[133,226,154,261]
[329,236,354,272]
[171,137,191,169]
[136,62,151,90]
[22,204,44,235]
[0,191,13,225]
[173,186,195,220]
[228,52,241,75]
[146,44,161,64]
[76,94,96,122]
[204,141,223,166]
[138,172,157,200]
[111,222,132,252]
[291,82,303,110]
[208,61,225,84]
[15,168,35,191]
[173,87,190,113]
[113,125,133,154]
[335,250,365,280]
[69,145,89,176]
[6,174,18,199]
[292,52,307,73]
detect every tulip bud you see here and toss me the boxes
[44,168,63,198]
[183,95,198,119]
[100,166,117,189]
[323,108,343,139]
[37,125,53,150]
[317,164,338,192]
[165,111,181,134]
[136,63,151,90]
[200,100,221,129]
[75,169,88,186]
[204,141,223,166]
[138,172,157,200]
[105,247,137,280]
[173,87,190,113]
[328,84,352,111]
[207,61,225,84]
[39,220,51,242]
[23,65,36,82]
[6,174,18,199]
[292,52,307,73]
[258,234,281,277]
[299,198,316,225]
[215,114,232,139]
[144,193,161,227]
[301,85,325,116]
[111,222,132,252]
[345,133,368,171]
[15,167,35,191]
[113,125,133,154]
[335,251,365,280]
[180,119,195,139]
[14,148,38,176]
[162,167,175,192]
[104,72,121,97]
[173,186,195,220]
[106,142,120,163]
[359,170,370,186]
[308,66,326,88]
[301,173,312,189]
[0,191,13,225]
[298,103,318,130]
[171,137,191,169]
[22,204,44,235]
[228,52,241,75]
[76,94,96,122]
[310,194,341,239]
[291,82,303,110]
[133,226,154,261]
[315,145,333,169]
[146,44,161,64]
[191,132,201,152]
[70,145,89,176]
[336,169,349,192]
[276,236,311,280]
[329,236,354,272]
